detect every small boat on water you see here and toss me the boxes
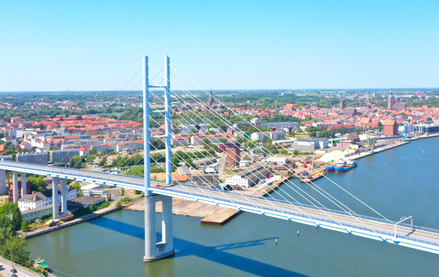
[336,159,346,165]
[334,161,357,173]
[34,258,51,272]
[325,166,335,172]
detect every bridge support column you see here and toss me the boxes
[144,194,174,262]
[52,177,60,219]
[60,178,68,217]
[12,172,18,202]
[21,173,27,197]
[0,170,6,195]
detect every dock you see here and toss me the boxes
[200,209,241,225]
[300,172,326,183]
[127,197,241,225]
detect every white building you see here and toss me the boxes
[251,130,286,141]
[225,165,270,188]
[266,157,289,164]
[18,184,77,211]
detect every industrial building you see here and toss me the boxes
[225,141,241,166]
[193,157,217,167]
[383,119,398,136]
[294,138,328,152]
[225,165,270,188]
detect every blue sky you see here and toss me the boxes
[1,0,438,91]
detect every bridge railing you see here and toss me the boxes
[163,184,439,238]
[161,186,439,248]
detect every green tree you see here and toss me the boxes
[21,219,30,232]
[27,176,48,192]
[120,187,125,196]
[171,156,180,167]
[0,203,22,231]
[71,182,81,192]
[99,156,107,167]
[70,156,83,168]
[76,115,83,120]
[0,215,30,264]
[89,203,96,212]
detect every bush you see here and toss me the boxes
[71,183,81,192]
[115,201,122,208]
[21,219,30,232]
[120,187,125,196]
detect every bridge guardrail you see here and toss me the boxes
[162,185,439,247]
[178,183,439,236]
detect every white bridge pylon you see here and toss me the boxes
[143,55,174,262]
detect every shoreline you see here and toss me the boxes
[19,206,122,239]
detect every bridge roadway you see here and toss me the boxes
[1,161,439,255]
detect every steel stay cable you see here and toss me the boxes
[170,63,389,221]
[144,86,306,219]
[149,65,392,234]
[146,81,332,223]
[144,100,287,216]
[165,67,382,220]
[147,71,358,217]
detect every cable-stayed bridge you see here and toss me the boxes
[2,159,439,257]
[1,55,439,262]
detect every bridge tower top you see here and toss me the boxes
[142,55,172,196]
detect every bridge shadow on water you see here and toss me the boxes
[89,217,307,277]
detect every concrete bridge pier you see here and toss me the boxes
[52,177,60,219]
[0,170,6,195]
[60,178,68,217]
[12,172,18,202]
[21,173,27,198]
[144,194,174,262]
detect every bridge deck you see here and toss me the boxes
[1,161,439,254]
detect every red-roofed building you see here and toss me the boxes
[79,147,90,157]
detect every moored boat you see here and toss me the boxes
[335,161,357,173]
[34,258,51,272]
[325,166,335,172]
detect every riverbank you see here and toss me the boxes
[18,205,121,239]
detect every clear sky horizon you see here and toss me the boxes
[1,0,438,92]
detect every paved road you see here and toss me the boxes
[157,185,439,245]
[0,256,41,277]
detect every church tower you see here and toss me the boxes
[207,89,215,110]
[388,88,395,110]
[339,99,346,110]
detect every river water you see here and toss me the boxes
[27,138,439,276]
